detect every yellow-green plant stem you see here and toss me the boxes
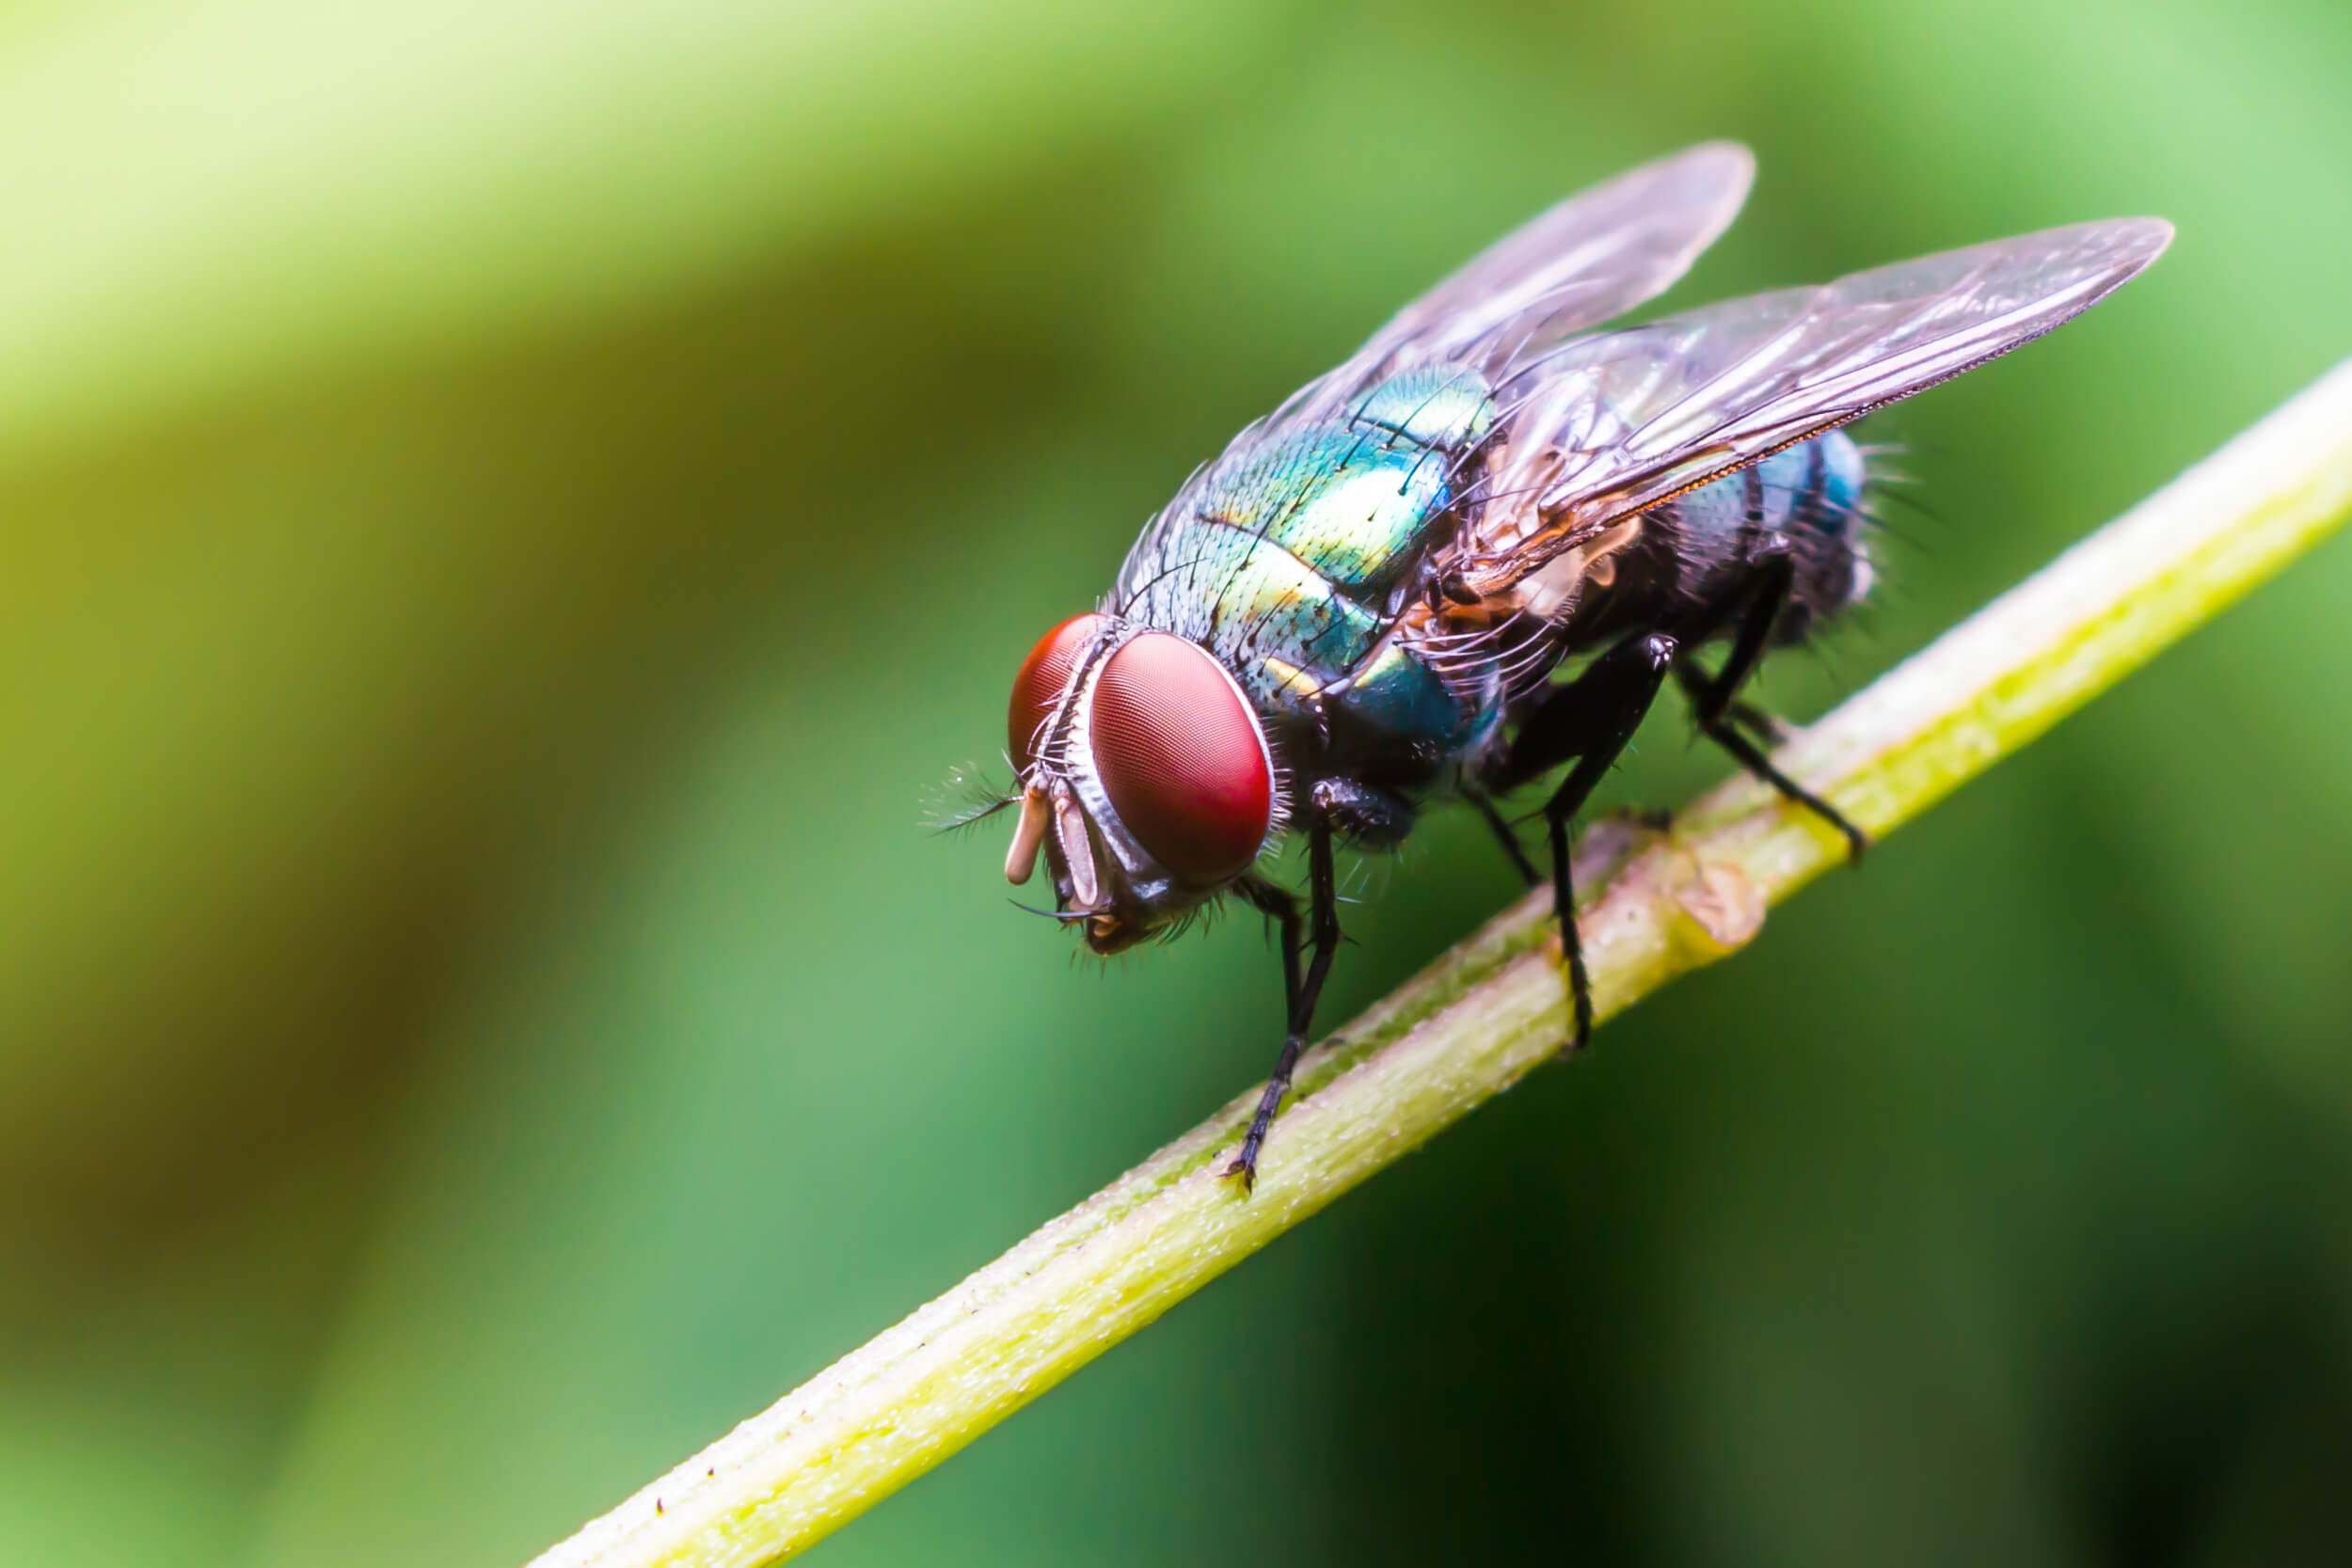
[533,358,2352,1568]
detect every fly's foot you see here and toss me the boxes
[1226,1074,1289,1198]
[1791,792,1869,864]
[1221,1151,1259,1196]
[1540,919,1597,1061]
[1556,984,1594,1061]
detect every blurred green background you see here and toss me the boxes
[5,1,2351,1564]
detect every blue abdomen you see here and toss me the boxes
[1664,431,1866,551]
[1650,429,1870,640]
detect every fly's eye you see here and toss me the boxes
[1008,613,1105,772]
[1089,632,1272,883]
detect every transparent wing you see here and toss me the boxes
[1455,217,2174,595]
[1114,144,1755,609]
[1305,139,1756,411]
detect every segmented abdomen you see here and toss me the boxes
[1659,431,1865,551]
[1646,429,1870,635]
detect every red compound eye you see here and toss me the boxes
[1089,633,1272,883]
[1008,613,1105,771]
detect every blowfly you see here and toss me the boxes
[974,144,2169,1189]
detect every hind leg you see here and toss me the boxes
[1676,533,1867,862]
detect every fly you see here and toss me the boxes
[974,144,2169,1191]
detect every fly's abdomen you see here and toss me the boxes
[1116,368,1498,755]
[1653,429,1870,638]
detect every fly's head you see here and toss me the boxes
[1002,614,1277,954]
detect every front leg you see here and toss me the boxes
[1223,799,1343,1194]
[1232,873,1303,1023]
[1463,783,1540,886]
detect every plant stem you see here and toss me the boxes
[532,358,2352,1568]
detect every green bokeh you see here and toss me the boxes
[5,2,2351,1564]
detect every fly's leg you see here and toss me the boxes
[1693,712,1867,862]
[1716,699,1790,748]
[1675,533,1868,863]
[1463,784,1539,887]
[1678,534,1794,724]
[1226,782,1410,1191]
[1233,873,1303,1020]
[1224,803,1341,1194]
[1483,632,1677,1053]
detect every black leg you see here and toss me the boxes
[1540,635,1676,1052]
[1464,784,1539,886]
[1233,873,1302,1019]
[1716,697,1790,748]
[1481,632,1678,1053]
[1224,806,1343,1193]
[1683,536,1796,724]
[1696,720,1865,861]
[1675,534,1868,863]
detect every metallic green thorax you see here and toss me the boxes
[1115,368,1495,753]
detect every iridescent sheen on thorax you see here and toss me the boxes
[1113,367,1499,768]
